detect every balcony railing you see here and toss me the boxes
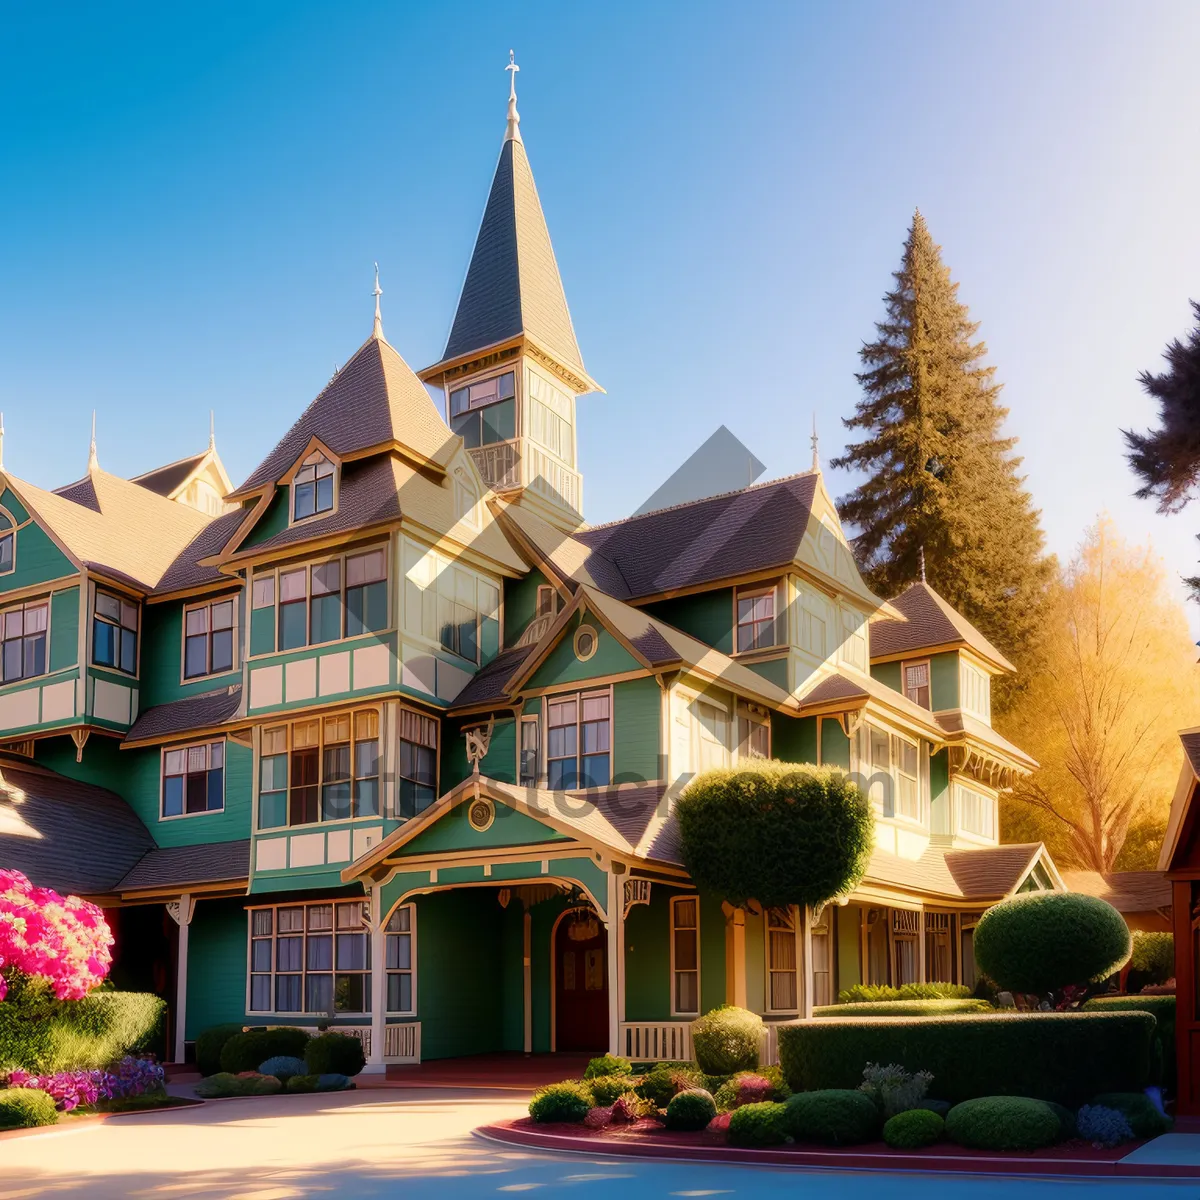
[468,441,521,492]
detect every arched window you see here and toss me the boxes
[293,452,335,521]
[0,512,13,575]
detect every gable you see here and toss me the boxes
[240,490,290,550]
[795,474,880,607]
[398,796,571,857]
[0,488,75,592]
[525,611,643,690]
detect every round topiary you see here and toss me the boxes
[727,1100,788,1146]
[195,1023,244,1077]
[529,1080,593,1124]
[0,1087,58,1130]
[691,1006,763,1075]
[220,1028,311,1074]
[973,893,1131,994]
[883,1108,944,1149]
[303,1032,366,1077]
[583,1054,632,1080]
[665,1088,717,1131]
[676,765,873,909]
[258,1055,306,1083]
[945,1097,1063,1151]
[782,1089,880,1145]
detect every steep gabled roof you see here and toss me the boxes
[231,335,456,498]
[863,841,1058,901]
[130,450,209,497]
[153,508,249,596]
[869,581,1014,673]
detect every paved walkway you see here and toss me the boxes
[1,1091,1196,1199]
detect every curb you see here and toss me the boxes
[0,1098,204,1142]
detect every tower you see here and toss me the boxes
[420,52,601,530]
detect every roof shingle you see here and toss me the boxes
[125,686,243,745]
[116,840,250,893]
[870,581,1014,672]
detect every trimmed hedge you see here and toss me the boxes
[665,1088,717,1131]
[196,1024,244,1078]
[1082,995,1175,1090]
[883,1108,944,1149]
[676,764,873,909]
[781,1088,879,1145]
[974,892,1131,994]
[838,983,973,1004]
[303,1032,365,1077]
[727,1100,788,1146]
[529,1080,592,1123]
[194,1071,283,1098]
[691,1006,763,1075]
[945,1097,1062,1151]
[588,1075,639,1106]
[777,1012,1155,1107]
[0,1087,58,1130]
[221,1028,311,1074]
[816,1000,992,1018]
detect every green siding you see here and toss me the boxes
[644,589,733,655]
[400,799,569,856]
[526,613,641,689]
[700,890,726,1015]
[186,898,249,1038]
[930,747,950,803]
[930,652,959,711]
[441,716,516,790]
[771,713,817,765]
[503,568,549,647]
[871,660,902,693]
[744,656,789,690]
[820,719,851,769]
[0,489,75,592]
[613,676,661,782]
[49,587,79,672]
[242,491,289,548]
[250,605,276,656]
[140,594,242,707]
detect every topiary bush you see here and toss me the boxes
[838,983,973,1004]
[0,1087,58,1129]
[588,1075,639,1106]
[194,1071,283,1098]
[1129,932,1174,986]
[665,1087,717,1131]
[220,1028,311,1074]
[1083,995,1175,1090]
[1077,1104,1135,1147]
[676,765,873,909]
[883,1108,944,1149]
[691,1006,763,1075]
[945,1097,1063,1150]
[303,1032,365,1077]
[529,1080,593,1124]
[781,1089,879,1145]
[1090,1092,1172,1138]
[584,1054,631,1079]
[974,893,1131,995]
[778,1012,1155,1107]
[259,1055,307,1083]
[817,1000,993,1018]
[727,1100,788,1146]
[196,1024,244,1078]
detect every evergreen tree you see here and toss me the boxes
[832,211,1052,704]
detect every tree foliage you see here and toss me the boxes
[1000,517,1200,870]
[833,212,1053,707]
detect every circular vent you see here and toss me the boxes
[467,796,495,832]
[574,624,598,662]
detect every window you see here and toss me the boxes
[398,708,438,818]
[811,907,833,1007]
[925,913,954,983]
[0,514,13,576]
[184,598,235,679]
[385,905,416,1014]
[573,624,598,662]
[694,698,729,772]
[735,584,784,653]
[671,896,700,1015]
[839,605,868,670]
[960,660,991,721]
[536,585,558,619]
[1,600,47,683]
[895,737,920,821]
[854,724,924,822]
[402,539,501,664]
[258,709,383,829]
[519,716,539,786]
[449,371,516,448]
[766,907,799,1011]
[93,589,138,674]
[903,661,930,709]
[797,582,830,659]
[526,367,575,466]
[737,712,770,760]
[955,783,997,840]
[249,900,371,1015]
[162,740,224,817]
[547,690,611,789]
[293,452,335,521]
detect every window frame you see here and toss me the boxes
[447,368,519,450]
[160,738,226,820]
[670,894,701,1018]
[181,595,238,683]
[733,581,785,655]
[954,781,998,842]
[902,658,931,709]
[397,707,439,820]
[518,714,540,786]
[544,686,613,791]
[0,509,15,577]
[91,587,139,676]
[736,708,771,762]
[0,597,50,686]
[891,908,920,987]
[290,451,337,526]
[960,657,992,722]
[838,603,869,671]
[384,903,417,1016]
[764,905,801,1015]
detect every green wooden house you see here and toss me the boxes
[0,66,1065,1070]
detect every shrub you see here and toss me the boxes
[588,1075,639,1106]
[665,1087,717,1131]
[713,1072,785,1111]
[777,1012,1155,1107]
[316,1073,353,1092]
[1047,1102,1077,1139]
[782,1089,879,1145]
[221,1028,311,1074]
[727,1100,788,1146]
[1129,932,1174,986]
[1090,1092,1172,1138]
[194,1071,282,1098]
[859,1062,933,1117]
[259,1055,307,1083]
[0,1087,58,1129]
[691,1006,763,1075]
[817,1000,992,1018]
[974,893,1131,995]
[287,1074,319,1094]
[303,1032,365,1077]
[1083,995,1175,1090]
[883,1108,944,1149]
[529,1080,593,1124]
[838,983,973,1004]
[945,1097,1063,1150]
[611,1092,652,1122]
[196,1024,244,1077]
[584,1054,631,1079]
[636,1064,702,1108]
[676,764,873,909]
[1077,1104,1135,1147]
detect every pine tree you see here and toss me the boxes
[832,211,1052,704]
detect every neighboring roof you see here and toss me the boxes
[233,334,456,497]
[863,841,1052,901]
[124,686,243,746]
[428,133,587,383]
[1060,869,1172,913]
[0,759,155,895]
[131,451,209,497]
[794,669,948,740]
[448,645,536,710]
[116,840,250,894]
[935,709,1038,772]
[153,508,248,595]
[571,473,819,600]
[869,581,1015,672]
[1182,731,1200,778]
[1159,730,1200,872]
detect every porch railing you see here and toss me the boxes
[619,1022,693,1063]
[384,1022,421,1064]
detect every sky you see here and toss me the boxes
[2,2,1200,619]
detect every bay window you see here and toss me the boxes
[184,597,235,679]
[162,739,224,817]
[1,600,48,683]
[385,904,416,1014]
[960,660,992,721]
[402,539,501,665]
[547,689,611,789]
[293,452,335,521]
[449,370,516,448]
[955,782,997,840]
[854,723,925,823]
[839,605,868,670]
[93,589,138,674]
[671,895,700,1016]
[398,709,438,818]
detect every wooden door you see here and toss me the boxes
[555,910,608,1052]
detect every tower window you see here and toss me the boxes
[0,513,13,575]
[449,371,516,448]
[903,661,930,709]
[293,453,335,521]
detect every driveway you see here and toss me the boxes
[0,1090,1192,1198]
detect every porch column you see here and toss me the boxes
[800,905,814,1020]
[166,894,195,1064]
[607,869,622,1055]
[364,883,387,1075]
[1172,879,1193,1112]
[523,910,533,1054]
[917,905,927,984]
[724,905,747,1008]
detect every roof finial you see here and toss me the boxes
[0,413,6,472]
[372,262,383,340]
[810,414,820,471]
[88,410,98,472]
[919,544,927,583]
[209,410,216,452]
[505,49,522,143]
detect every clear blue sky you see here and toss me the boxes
[3,2,1200,614]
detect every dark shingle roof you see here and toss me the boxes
[52,476,101,511]
[449,645,536,710]
[154,508,247,594]
[0,760,155,895]
[116,840,250,893]
[869,581,1014,672]
[1059,870,1172,913]
[573,473,818,600]
[125,686,242,745]
[1182,731,1200,778]
[131,451,208,498]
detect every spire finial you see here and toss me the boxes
[810,414,820,471]
[372,262,383,340]
[505,49,522,143]
[88,410,98,472]
[0,412,6,472]
[209,410,216,451]
[919,545,927,583]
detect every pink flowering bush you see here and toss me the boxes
[0,870,113,1001]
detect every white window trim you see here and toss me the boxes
[159,737,227,821]
[670,893,701,1018]
[0,593,52,688]
[763,905,802,1015]
[446,365,521,446]
[735,706,771,762]
[733,581,786,656]
[854,722,927,828]
[959,655,993,722]
[90,584,139,677]
[518,713,540,786]
[953,780,999,843]
[180,593,240,685]
[288,450,340,528]
[384,902,418,1017]
[544,685,614,792]
[0,506,16,578]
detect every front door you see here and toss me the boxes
[555,909,608,1052]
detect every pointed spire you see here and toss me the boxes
[88,411,99,472]
[810,414,820,471]
[919,545,927,583]
[372,262,383,340]
[209,410,216,452]
[505,49,522,144]
[0,413,5,472]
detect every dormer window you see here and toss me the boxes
[0,513,13,576]
[449,371,516,448]
[293,453,335,521]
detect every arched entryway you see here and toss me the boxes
[553,906,609,1052]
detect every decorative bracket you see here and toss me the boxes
[623,878,652,918]
[165,895,196,927]
[464,716,496,777]
[70,728,90,764]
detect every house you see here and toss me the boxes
[0,63,1066,1071]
